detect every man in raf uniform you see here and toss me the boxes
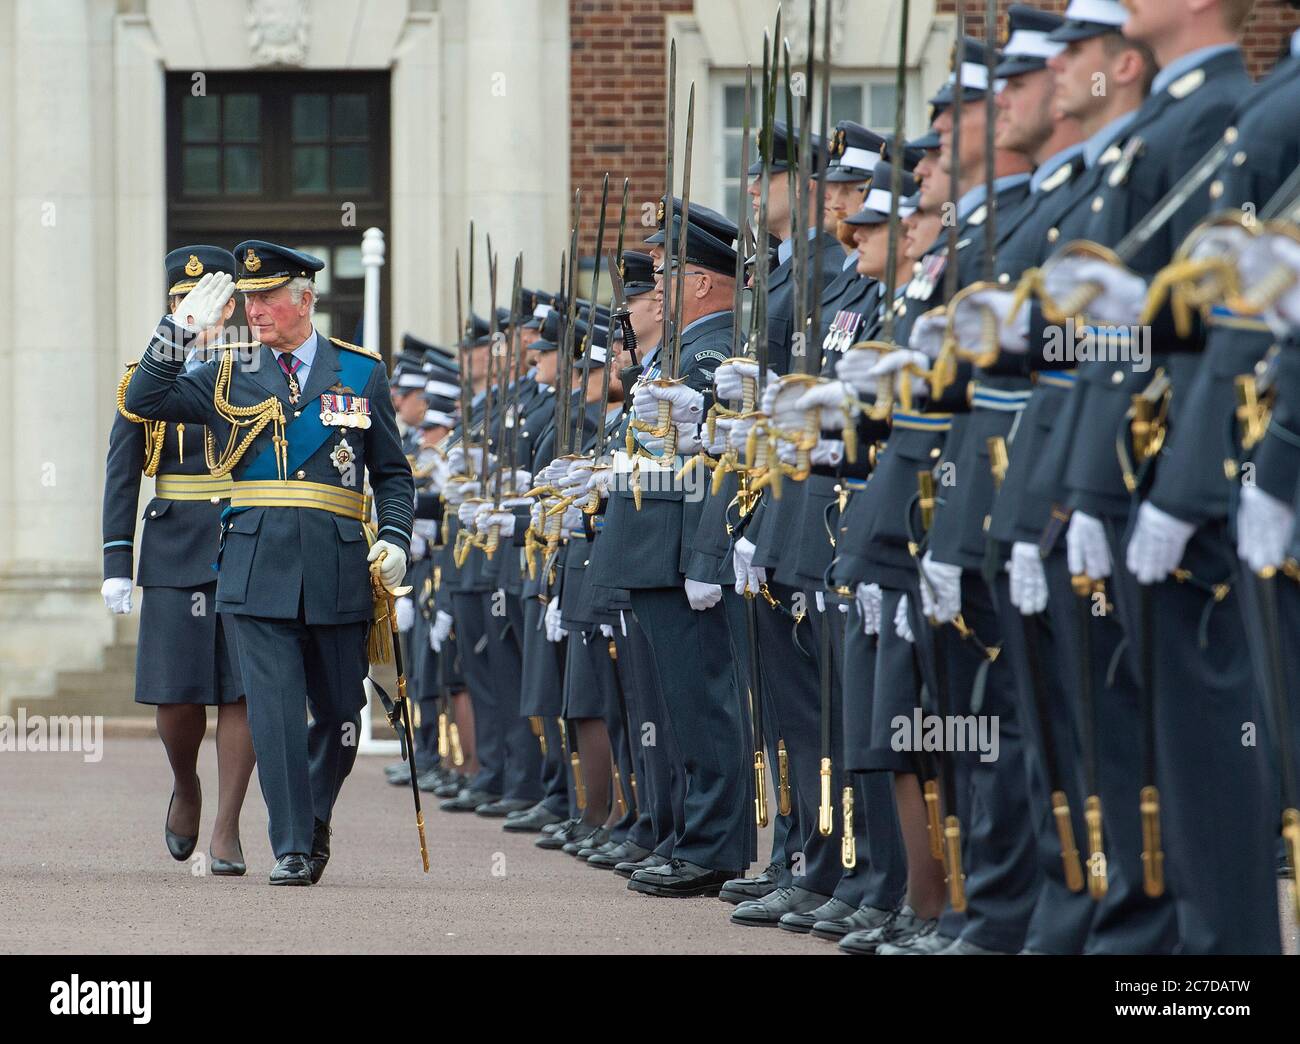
[124,242,414,886]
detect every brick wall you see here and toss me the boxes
[569,0,693,259]
[935,0,1299,80]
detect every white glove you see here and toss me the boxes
[675,421,704,454]
[794,380,851,429]
[866,350,930,400]
[530,501,548,532]
[545,596,566,642]
[714,359,759,404]
[587,466,614,498]
[836,345,889,396]
[101,577,133,615]
[457,501,480,527]
[706,416,731,456]
[855,582,882,635]
[907,309,949,360]
[775,436,843,467]
[918,550,962,624]
[395,596,415,632]
[1007,542,1048,615]
[557,458,594,490]
[171,271,234,336]
[1043,256,1148,327]
[732,536,767,596]
[470,503,495,533]
[894,594,914,643]
[431,609,453,652]
[504,468,532,494]
[599,623,615,638]
[725,414,758,456]
[1125,501,1196,585]
[1238,484,1297,574]
[559,504,584,535]
[1239,233,1300,335]
[1066,511,1112,580]
[367,540,408,588]
[952,288,1029,355]
[444,479,481,508]
[1189,223,1254,267]
[1263,234,1300,330]
[537,458,569,486]
[410,532,429,559]
[447,445,494,478]
[762,379,810,433]
[685,578,723,611]
[633,382,705,424]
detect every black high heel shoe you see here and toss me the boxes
[164,780,200,861]
[209,841,246,877]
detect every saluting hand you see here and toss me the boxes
[172,271,235,341]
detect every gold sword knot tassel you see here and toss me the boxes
[818,757,834,837]
[841,785,857,869]
[1051,790,1085,893]
[1085,794,1108,900]
[777,739,792,816]
[1140,785,1165,898]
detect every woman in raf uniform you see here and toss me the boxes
[101,246,255,876]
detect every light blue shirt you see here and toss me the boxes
[271,328,318,388]
[1151,44,1238,97]
[1030,142,1085,194]
[777,226,819,266]
[955,173,1031,222]
[842,249,860,272]
[1083,110,1138,169]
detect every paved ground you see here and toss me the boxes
[3,732,1295,955]
[0,734,827,955]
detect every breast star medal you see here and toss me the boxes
[330,437,356,475]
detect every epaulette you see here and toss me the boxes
[330,336,382,362]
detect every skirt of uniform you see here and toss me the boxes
[562,628,615,719]
[135,582,242,705]
[519,597,564,717]
[861,586,921,773]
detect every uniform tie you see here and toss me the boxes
[278,352,303,404]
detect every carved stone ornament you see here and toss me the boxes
[247,0,310,67]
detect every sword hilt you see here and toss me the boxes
[754,750,769,828]
[1140,784,1165,897]
[484,523,500,559]
[1052,790,1085,894]
[1085,794,1108,900]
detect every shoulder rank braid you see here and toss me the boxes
[115,363,167,477]
[205,345,288,479]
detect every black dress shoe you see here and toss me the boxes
[731,886,831,927]
[588,839,651,870]
[269,853,313,886]
[475,797,535,818]
[563,825,610,856]
[433,779,463,799]
[574,827,613,859]
[308,818,331,885]
[384,761,407,779]
[209,844,246,877]
[440,788,499,812]
[535,818,586,850]
[839,906,935,955]
[878,923,951,955]
[502,806,564,833]
[415,769,443,792]
[613,852,668,879]
[627,858,740,898]
[780,896,857,934]
[718,860,782,905]
[811,903,894,942]
[386,763,412,786]
[164,784,200,862]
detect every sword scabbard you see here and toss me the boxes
[1140,784,1165,897]
[777,739,792,816]
[923,778,944,862]
[1052,790,1085,893]
[841,784,857,869]
[818,756,833,837]
[1085,794,1108,900]
[944,814,967,912]
[754,750,769,828]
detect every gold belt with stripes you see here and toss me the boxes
[155,473,234,500]
[230,479,369,521]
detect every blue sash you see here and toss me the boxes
[240,348,373,480]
